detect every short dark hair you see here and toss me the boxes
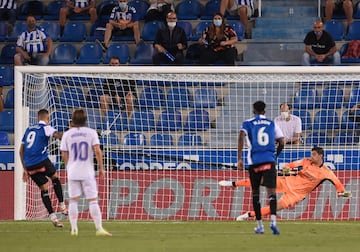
[312,146,324,156]
[253,101,266,114]
[38,109,49,120]
[71,109,87,127]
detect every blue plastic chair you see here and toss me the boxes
[320,88,344,109]
[85,108,102,129]
[193,88,218,108]
[191,21,212,41]
[141,21,165,41]
[76,43,103,64]
[130,43,155,65]
[128,110,156,131]
[51,110,72,132]
[0,131,10,145]
[166,87,193,108]
[17,0,45,20]
[292,110,312,130]
[0,65,14,86]
[305,132,331,146]
[293,88,319,109]
[0,110,15,132]
[4,88,14,109]
[58,87,86,108]
[227,20,245,41]
[0,44,16,64]
[97,0,117,21]
[178,133,203,146]
[177,21,193,40]
[347,88,360,108]
[312,109,339,130]
[333,131,359,145]
[341,110,360,130]
[184,109,210,131]
[59,22,87,42]
[8,22,27,42]
[128,0,149,20]
[201,0,221,20]
[324,20,345,41]
[100,132,120,146]
[102,110,128,131]
[150,133,174,146]
[345,21,360,40]
[123,132,146,146]
[39,21,61,41]
[0,22,7,42]
[156,109,183,131]
[102,44,130,64]
[43,0,65,20]
[176,0,203,20]
[138,87,166,109]
[50,44,77,64]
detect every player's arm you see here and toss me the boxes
[327,169,352,198]
[53,131,63,140]
[237,130,246,170]
[282,159,303,175]
[61,151,69,165]
[19,143,28,182]
[94,144,105,178]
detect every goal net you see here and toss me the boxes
[14,66,359,221]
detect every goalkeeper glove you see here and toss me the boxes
[338,191,352,198]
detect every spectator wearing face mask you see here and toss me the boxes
[14,15,53,66]
[302,20,340,66]
[274,103,302,145]
[152,11,187,65]
[198,12,238,66]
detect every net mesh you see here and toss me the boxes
[18,69,359,220]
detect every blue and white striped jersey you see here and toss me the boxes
[16,27,49,53]
[110,5,138,22]
[70,0,93,8]
[0,0,17,10]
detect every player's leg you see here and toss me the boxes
[68,180,81,236]
[46,159,67,215]
[83,177,112,236]
[89,7,98,24]
[325,0,335,21]
[219,178,251,187]
[249,167,264,234]
[343,0,353,27]
[59,7,70,35]
[263,164,279,234]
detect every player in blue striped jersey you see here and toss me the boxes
[14,15,52,66]
[19,109,67,227]
[238,101,284,235]
[59,0,97,35]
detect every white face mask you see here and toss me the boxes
[167,22,176,28]
[281,112,289,119]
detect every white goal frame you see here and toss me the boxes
[13,65,360,220]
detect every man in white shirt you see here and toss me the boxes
[60,108,111,237]
[274,103,302,145]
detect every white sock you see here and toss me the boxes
[69,200,78,231]
[89,200,102,230]
[257,219,263,228]
[271,214,277,225]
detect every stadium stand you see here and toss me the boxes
[312,109,340,130]
[130,43,154,65]
[324,20,345,41]
[123,132,146,146]
[43,0,65,20]
[39,21,61,41]
[178,133,203,146]
[51,110,72,132]
[320,87,344,109]
[156,109,183,131]
[0,66,14,86]
[138,87,166,109]
[0,44,16,64]
[17,0,45,20]
[305,132,331,146]
[102,43,130,64]
[345,21,360,40]
[0,110,14,132]
[166,87,193,108]
[128,0,149,21]
[50,43,77,64]
[0,23,7,42]
[176,0,203,20]
[0,131,10,145]
[141,20,165,41]
[4,88,14,109]
[293,88,319,110]
[200,0,221,20]
[333,131,359,145]
[128,110,156,131]
[150,133,174,146]
[59,21,87,42]
[102,110,128,131]
[184,109,210,131]
[292,109,312,130]
[76,43,103,64]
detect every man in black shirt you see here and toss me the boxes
[302,20,340,66]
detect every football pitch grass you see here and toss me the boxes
[0,221,359,252]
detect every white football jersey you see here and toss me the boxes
[60,126,100,180]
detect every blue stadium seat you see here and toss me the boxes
[76,43,103,64]
[128,0,149,20]
[292,109,312,130]
[150,133,174,146]
[100,132,120,146]
[86,89,103,108]
[178,133,203,146]
[320,87,344,109]
[8,22,27,42]
[333,131,359,145]
[128,110,155,131]
[43,0,65,20]
[0,44,16,64]
[340,43,360,64]
[166,87,193,108]
[293,88,319,109]
[58,87,86,108]
[97,0,117,21]
[130,43,154,64]
[138,87,165,109]
[156,109,183,131]
[0,110,14,132]
[354,1,360,19]
[305,132,331,146]
[0,22,7,42]
[86,108,102,129]
[347,88,360,108]
[324,20,344,41]
[191,21,212,40]
[39,21,61,41]
[59,22,87,42]
[0,65,14,86]
[177,21,193,40]
[123,132,146,146]
[184,109,210,131]
[141,21,164,41]
[345,21,360,40]
[313,109,339,130]
[50,44,77,64]
[4,88,14,109]
[227,20,245,41]
[201,0,221,20]
[176,0,203,20]
[51,110,71,132]
[341,109,360,129]
[102,44,130,64]
[193,88,218,108]
[17,0,45,20]
[0,131,10,145]
[102,110,128,131]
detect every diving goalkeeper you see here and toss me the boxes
[219,146,352,220]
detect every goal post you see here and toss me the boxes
[14,66,360,221]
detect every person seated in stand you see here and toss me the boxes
[0,0,20,35]
[198,12,238,66]
[220,0,254,38]
[144,0,174,23]
[302,20,340,66]
[14,15,53,66]
[274,103,302,145]
[325,0,353,30]
[59,0,98,35]
[97,0,141,51]
[152,11,187,65]
[99,56,137,118]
